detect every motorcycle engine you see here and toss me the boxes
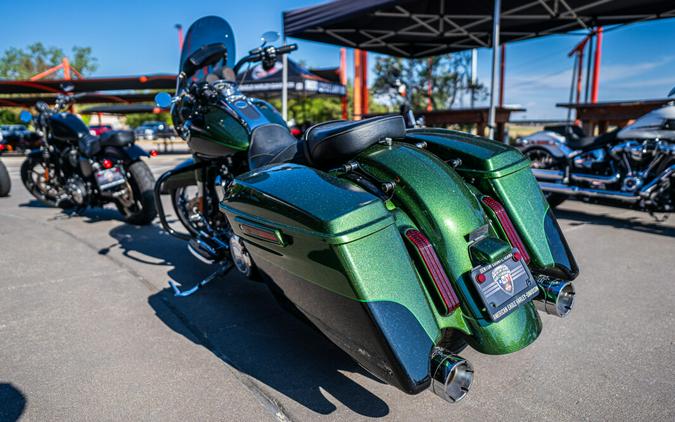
[573,149,606,169]
[64,175,88,206]
[610,140,675,192]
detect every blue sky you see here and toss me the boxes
[1,0,674,119]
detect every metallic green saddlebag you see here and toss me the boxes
[219,163,441,394]
[404,129,578,280]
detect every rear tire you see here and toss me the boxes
[524,147,567,208]
[0,159,10,197]
[117,160,157,225]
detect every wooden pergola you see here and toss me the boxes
[557,99,673,134]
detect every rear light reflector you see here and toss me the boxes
[102,159,113,169]
[239,223,284,245]
[481,196,530,264]
[404,229,460,314]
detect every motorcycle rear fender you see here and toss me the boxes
[404,129,579,281]
[220,163,441,394]
[98,144,149,163]
[520,143,570,160]
[356,143,542,355]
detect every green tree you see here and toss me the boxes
[371,51,487,111]
[0,109,20,125]
[0,43,98,79]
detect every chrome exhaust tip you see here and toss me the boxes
[534,277,575,318]
[430,349,474,403]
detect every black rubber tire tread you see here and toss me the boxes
[122,160,157,225]
[0,159,10,197]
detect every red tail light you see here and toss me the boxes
[102,159,113,169]
[405,229,460,314]
[0,144,5,151]
[481,196,530,264]
[149,149,159,157]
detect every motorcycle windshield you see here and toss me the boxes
[180,16,236,79]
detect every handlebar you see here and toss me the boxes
[276,44,298,55]
[233,43,298,74]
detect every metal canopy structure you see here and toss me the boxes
[0,75,175,95]
[0,92,158,108]
[284,0,675,138]
[80,104,160,115]
[284,0,674,58]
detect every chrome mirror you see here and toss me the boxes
[260,31,279,47]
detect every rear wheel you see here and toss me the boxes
[116,160,157,225]
[0,159,10,197]
[524,147,567,208]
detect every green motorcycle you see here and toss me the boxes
[154,16,579,403]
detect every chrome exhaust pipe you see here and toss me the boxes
[531,168,564,181]
[640,164,675,198]
[539,182,641,203]
[532,169,621,185]
[571,172,621,185]
[430,349,473,403]
[534,277,575,318]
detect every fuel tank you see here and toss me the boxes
[187,99,287,159]
[188,105,249,158]
[49,112,90,144]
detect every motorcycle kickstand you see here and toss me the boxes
[168,261,233,297]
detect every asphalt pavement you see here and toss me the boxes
[1,154,673,421]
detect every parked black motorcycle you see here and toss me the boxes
[0,147,10,197]
[518,101,675,213]
[19,88,157,224]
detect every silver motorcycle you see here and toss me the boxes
[518,93,675,213]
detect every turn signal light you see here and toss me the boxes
[102,159,113,169]
[481,196,530,264]
[405,229,460,314]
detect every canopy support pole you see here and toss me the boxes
[590,26,603,104]
[282,36,289,121]
[487,0,501,141]
[470,49,477,108]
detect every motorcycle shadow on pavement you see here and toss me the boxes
[106,223,390,417]
[554,207,675,237]
[0,383,26,422]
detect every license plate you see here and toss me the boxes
[95,167,126,190]
[470,250,539,322]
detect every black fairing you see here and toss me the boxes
[49,113,90,143]
[539,209,580,280]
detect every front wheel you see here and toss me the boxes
[20,156,61,205]
[116,160,157,225]
[0,159,10,197]
[524,147,567,208]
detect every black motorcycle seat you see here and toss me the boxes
[248,124,307,170]
[304,115,406,167]
[566,135,597,149]
[566,128,619,150]
[99,130,135,147]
